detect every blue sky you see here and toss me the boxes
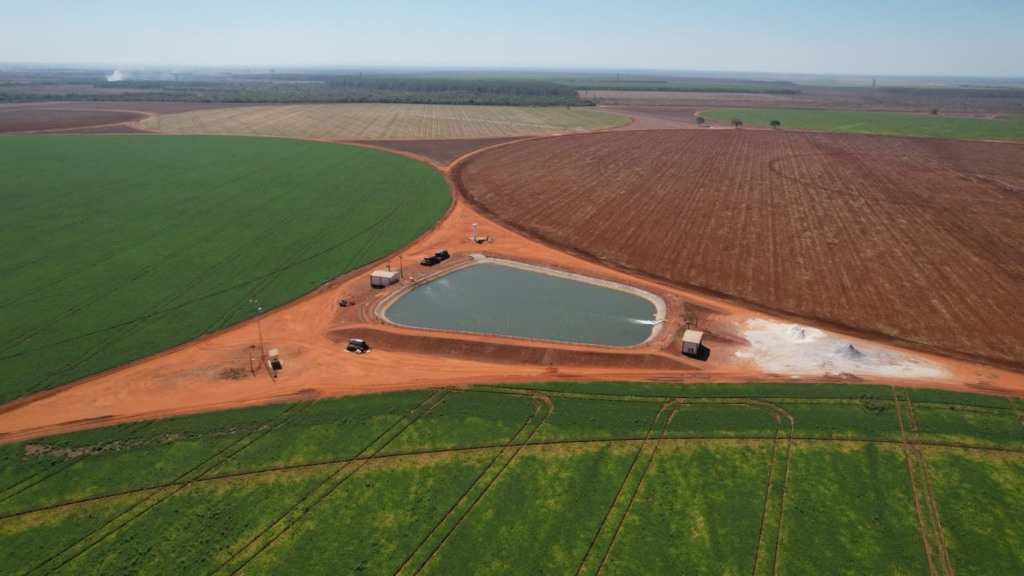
[2,0,1022,77]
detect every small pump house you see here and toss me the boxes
[370,270,400,288]
[682,330,704,356]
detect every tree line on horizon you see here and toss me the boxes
[0,76,592,107]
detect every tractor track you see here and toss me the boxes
[23,401,316,575]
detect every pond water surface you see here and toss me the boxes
[381,262,661,346]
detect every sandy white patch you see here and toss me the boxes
[735,319,948,379]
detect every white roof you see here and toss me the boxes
[682,330,704,344]
[370,270,400,279]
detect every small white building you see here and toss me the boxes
[370,270,400,288]
[682,330,704,356]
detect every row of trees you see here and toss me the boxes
[1,77,591,107]
[694,116,782,129]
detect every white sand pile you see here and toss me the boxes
[735,319,948,379]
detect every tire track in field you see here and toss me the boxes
[24,401,315,576]
[397,392,553,576]
[902,390,955,576]
[581,399,793,576]
[1008,397,1024,426]
[593,402,686,576]
[211,389,453,576]
[6,428,1014,528]
[893,387,945,576]
[575,398,679,576]
[0,420,156,509]
[746,399,794,576]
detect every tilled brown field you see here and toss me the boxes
[0,102,251,133]
[0,108,144,133]
[456,130,1024,369]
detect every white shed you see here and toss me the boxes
[370,270,400,287]
[682,330,704,356]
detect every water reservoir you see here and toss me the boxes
[380,261,663,346]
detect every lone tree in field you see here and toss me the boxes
[696,116,705,127]
[770,119,781,129]
[731,118,743,129]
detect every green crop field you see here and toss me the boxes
[702,109,1024,140]
[0,135,451,403]
[2,382,1022,574]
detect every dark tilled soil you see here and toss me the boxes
[456,130,1024,370]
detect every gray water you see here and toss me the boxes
[382,263,659,346]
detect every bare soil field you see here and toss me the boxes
[596,105,715,130]
[456,130,1024,370]
[0,108,144,133]
[139,103,628,140]
[0,102,247,133]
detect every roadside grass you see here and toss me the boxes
[702,108,1024,140]
[1,382,1022,574]
[0,135,451,403]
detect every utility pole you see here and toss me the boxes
[250,298,265,368]
[399,255,404,279]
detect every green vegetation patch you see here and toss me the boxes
[379,390,539,455]
[0,492,150,573]
[0,135,450,402]
[2,383,1023,574]
[238,453,496,574]
[702,108,1024,140]
[779,442,929,574]
[209,390,432,474]
[925,447,1024,575]
[421,443,637,575]
[605,440,775,575]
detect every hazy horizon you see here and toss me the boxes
[3,0,1023,78]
